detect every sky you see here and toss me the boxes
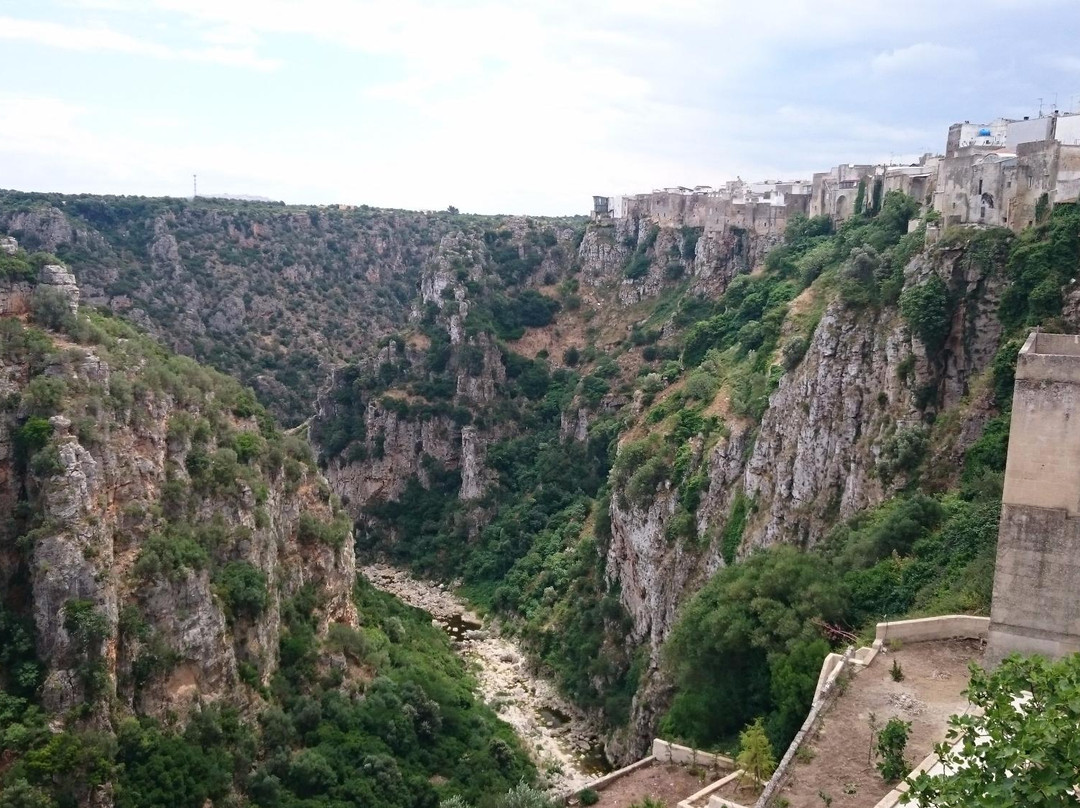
[2,0,1080,215]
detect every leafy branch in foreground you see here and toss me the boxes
[904,653,1080,807]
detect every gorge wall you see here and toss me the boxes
[0,190,1043,771]
[0,250,357,723]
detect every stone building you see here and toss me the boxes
[945,118,1009,155]
[808,163,877,221]
[619,179,810,235]
[987,332,1080,664]
[608,110,1080,239]
[934,112,1080,230]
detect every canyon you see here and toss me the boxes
[0,187,1075,807]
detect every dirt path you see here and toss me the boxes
[360,563,607,794]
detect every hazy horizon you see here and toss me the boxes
[2,0,1080,215]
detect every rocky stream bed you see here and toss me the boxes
[360,563,610,794]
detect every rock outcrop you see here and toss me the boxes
[603,234,1010,756]
[0,262,357,723]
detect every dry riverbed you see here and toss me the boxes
[360,563,607,794]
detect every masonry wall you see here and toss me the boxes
[1055,145,1080,204]
[988,331,1080,663]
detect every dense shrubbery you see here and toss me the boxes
[0,192,585,425]
[998,203,1080,331]
[662,419,1006,757]
[1,291,482,807]
[900,275,952,353]
[0,581,533,808]
[360,339,637,727]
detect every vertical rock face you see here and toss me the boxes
[325,406,461,506]
[1,266,357,723]
[691,228,779,297]
[577,218,777,307]
[741,304,910,549]
[604,239,1009,752]
[577,220,634,286]
[606,493,721,649]
[318,223,574,515]
[459,425,487,501]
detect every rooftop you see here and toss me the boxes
[1027,331,1080,357]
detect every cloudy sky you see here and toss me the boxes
[1,0,1079,214]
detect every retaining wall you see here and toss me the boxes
[579,755,655,794]
[652,739,735,770]
[753,648,856,808]
[673,770,750,808]
[875,615,989,644]
[757,615,988,807]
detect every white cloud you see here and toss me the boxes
[0,16,279,70]
[8,0,1080,212]
[871,42,975,74]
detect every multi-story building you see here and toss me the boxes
[603,110,1080,236]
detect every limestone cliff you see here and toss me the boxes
[314,220,573,518]
[602,230,1011,756]
[1,191,1025,770]
[0,246,356,725]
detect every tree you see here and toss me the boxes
[737,718,777,789]
[900,275,952,354]
[214,562,268,620]
[838,246,881,308]
[905,654,1080,806]
[875,717,910,782]
[663,546,844,749]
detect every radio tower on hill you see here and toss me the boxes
[193,174,197,199]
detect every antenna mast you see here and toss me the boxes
[193,174,197,199]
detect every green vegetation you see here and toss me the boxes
[578,788,600,805]
[215,562,269,620]
[661,403,1007,753]
[624,225,659,280]
[900,275,951,353]
[334,318,638,729]
[0,273,534,807]
[0,581,534,808]
[440,781,560,808]
[736,718,777,787]
[998,203,1080,332]
[906,653,1080,807]
[6,186,1077,808]
[0,191,585,425]
[874,718,910,782]
[662,546,839,752]
[656,207,1080,761]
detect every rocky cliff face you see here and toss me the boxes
[0,246,356,724]
[603,233,1010,755]
[2,191,1021,770]
[578,217,775,307]
[315,221,573,518]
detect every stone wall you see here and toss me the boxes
[874,615,989,645]
[988,331,1080,663]
[621,192,807,236]
[652,739,735,770]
